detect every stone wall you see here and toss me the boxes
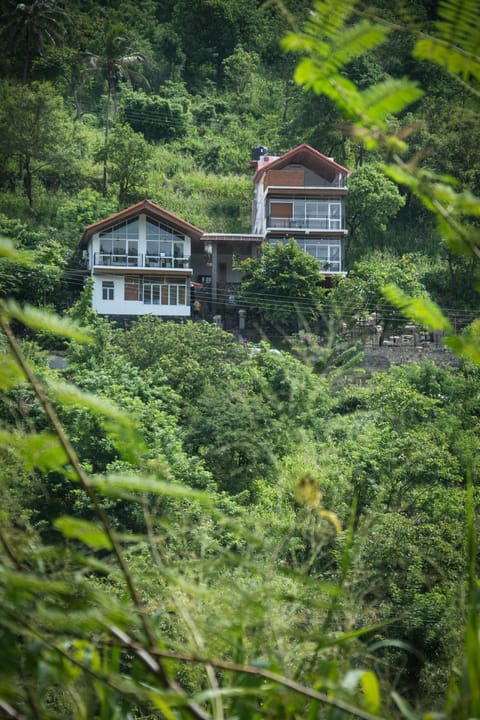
[361,343,461,373]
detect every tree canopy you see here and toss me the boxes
[1,0,480,717]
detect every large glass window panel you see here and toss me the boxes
[147,240,159,255]
[100,238,113,254]
[329,203,341,229]
[169,285,178,304]
[113,239,126,254]
[147,218,184,242]
[100,218,139,240]
[293,200,304,214]
[296,238,342,270]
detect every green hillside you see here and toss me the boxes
[1,0,480,717]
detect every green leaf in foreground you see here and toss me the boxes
[54,517,113,550]
[90,473,213,505]
[0,430,69,472]
[48,381,134,425]
[0,236,34,264]
[1,301,92,343]
[445,320,480,365]
[48,381,147,460]
[0,354,26,389]
[382,283,452,332]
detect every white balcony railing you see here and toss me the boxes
[267,216,343,231]
[94,253,190,269]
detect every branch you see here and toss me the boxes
[105,635,385,720]
[0,315,211,720]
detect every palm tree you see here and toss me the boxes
[1,0,68,81]
[85,24,150,196]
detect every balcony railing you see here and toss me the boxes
[94,253,190,269]
[267,216,343,231]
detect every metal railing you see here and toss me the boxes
[94,253,190,269]
[267,216,343,230]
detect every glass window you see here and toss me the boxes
[99,218,139,240]
[99,219,138,263]
[143,279,187,306]
[288,199,344,229]
[145,218,186,263]
[102,281,114,300]
[296,238,342,271]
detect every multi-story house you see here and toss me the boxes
[79,201,204,317]
[250,143,349,274]
[79,144,350,318]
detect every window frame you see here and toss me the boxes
[102,280,115,301]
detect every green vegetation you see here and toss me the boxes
[1,0,480,717]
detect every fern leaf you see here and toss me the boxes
[0,430,69,472]
[0,354,25,390]
[414,0,480,82]
[361,79,423,127]
[0,236,34,264]
[437,0,480,53]
[1,301,92,343]
[90,473,213,504]
[325,21,389,71]
[382,284,453,332]
[54,517,113,550]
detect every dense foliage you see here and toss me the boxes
[1,0,480,718]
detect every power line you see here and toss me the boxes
[46,269,480,330]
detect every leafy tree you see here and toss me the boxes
[115,316,243,413]
[332,251,429,344]
[222,44,260,96]
[56,188,118,243]
[121,85,190,142]
[85,22,149,195]
[0,214,69,308]
[237,239,327,334]
[100,123,150,204]
[0,0,69,81]
[170,0,260,87]
[0,81,78,207]
[346,163,406,261]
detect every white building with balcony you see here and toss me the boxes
[79,200,204,317]
[251,143,350,274]
[79,145,350,318]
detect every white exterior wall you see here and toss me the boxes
[88,213,192,317]
[252,182,266,234]
[92,274,190,316]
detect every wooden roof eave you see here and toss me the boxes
[254,144,351,184]
[79,200,204,248]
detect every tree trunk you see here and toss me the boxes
[102,84,111,196]
[23,156,33,208]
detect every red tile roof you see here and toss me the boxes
[79,199,204,247]
[253,143,350,183]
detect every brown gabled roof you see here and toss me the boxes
[79,199,204,248]
[253,143,350,184]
